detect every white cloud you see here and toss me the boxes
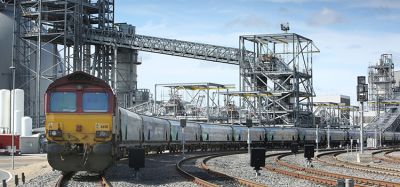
[308,8,345,26]
[350,0,400,9]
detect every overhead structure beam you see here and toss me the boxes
[82,28,253,65]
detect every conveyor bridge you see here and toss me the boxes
[367,107,400,132]
[82,28,254,65]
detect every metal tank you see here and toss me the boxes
[0,89,10,133]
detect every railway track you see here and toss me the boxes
[264,152,339,186]
[370,149,400,164]
[317,149,400,177]
[176,151,267,187]
[382,150,400,163]
[266,150,400,187]
[55,172,112,187]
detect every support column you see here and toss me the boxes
[360,102,364,154]
[36,0,42,128]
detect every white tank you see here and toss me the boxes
[13,110,21,135]
[0,89,10,133]
[21,116,32,136]
[11,89,24,117]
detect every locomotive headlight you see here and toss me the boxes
[95,131,110,138]
[48,130,62,137]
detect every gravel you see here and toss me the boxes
[182,156,243,187]
[17,153,196,187]
[17,149,400,187]
[105,153,197,187]
[388,150,400,157]
[336,150,400,170]
[17,170,61,187]
[207,152,324,187]
[285,151,400,183]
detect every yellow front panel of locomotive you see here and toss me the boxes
[46,113,113,145]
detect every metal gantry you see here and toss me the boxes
[313,102,359,127]
[12,0,318,128]
[368,54,396,114]
[239,33,319,127]
[152,83,234,122]
[13,0,120,127]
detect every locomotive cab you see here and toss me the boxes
[45,71,116,173]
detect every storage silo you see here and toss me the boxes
[21,116,32,136]
[10,89,24,134]
[14,109,21,135]
[0,89,10,133]
[11,89,24,115]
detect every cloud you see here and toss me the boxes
[225,15,270,29]
[376,14,400,21]
[308,8,345,26]
[350,0,400,9]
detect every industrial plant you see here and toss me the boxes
[0,0,399,142]
[0,1,400,186]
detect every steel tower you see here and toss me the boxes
[239,33,319,127]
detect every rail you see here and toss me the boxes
[55,172,74,187]
[201,153,268,187]
[324,149,400,176]
[176,151,266,187]
[383,150,400,163]
[310,150,400,186]
[264,152,338,186]
[100,175,113,187]
[55,172,112,187]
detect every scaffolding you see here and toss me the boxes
[313,102,359,127]
[239,33,319,127]
[368,54,395,114]
[12,0,121,128]
[152,83,235,122]
[220,91,271,125]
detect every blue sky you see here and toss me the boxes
[115,0,400,104]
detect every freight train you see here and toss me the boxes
[45,71,400,173]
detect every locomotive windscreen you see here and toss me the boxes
[83,92,109,112]
[50,92,77,112]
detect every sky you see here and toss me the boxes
[115,0,400,105]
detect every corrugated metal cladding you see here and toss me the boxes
[0,8,13,89]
